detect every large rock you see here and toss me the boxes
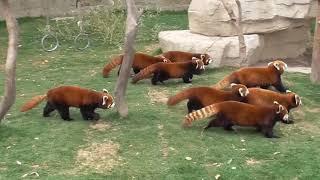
[159,27,310,67]
[188,0,317,36]
[159,30,264,67]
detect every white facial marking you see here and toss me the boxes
[195,60,199,69]
[286,90,292,93]
[230,83,237,87]
[268,62,272,66]
[239,88,245,97]
[208,58,213,64]
[283,114,289,122]
[295,95,302,106]
[192,57,197,60]
[274,101,279,105]
[201,54,205,60]
[102,96,108,105]
[284,63,288,70]
[245,89,249,96]
[273,63,280,71]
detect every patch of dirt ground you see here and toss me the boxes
[148,88,168,104]
[246,158,261,166]
[75,141,122,173]
[89,121,111,132]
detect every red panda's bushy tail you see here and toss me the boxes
[212,74,235,90]
[20,95,47,112]
[183,104,219,127]
[102,55,123,78]
[167,88,195,106]
[131,63,158,83]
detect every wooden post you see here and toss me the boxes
[0,0,19,121]
[114,0,142,117]
[311,0,320,83]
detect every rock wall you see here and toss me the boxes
[0,0,191,20]
[189,0,316,36]
[159,0,316,67]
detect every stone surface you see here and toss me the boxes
[159,30,264,67]
[159,27,310,67]
[188,0,317,36]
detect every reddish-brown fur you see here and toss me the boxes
[245,88,301,112]
[167,84,249,113]
[102,52,170,77]
[160,51,213,65]
[184,101,289,138]
[21,86,114,121]
[213,60,288,92]
[131,58,205,85]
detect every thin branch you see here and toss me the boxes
[0,0,19,121]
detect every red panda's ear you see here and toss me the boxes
[230,83,237,87]
[103,89,109,93]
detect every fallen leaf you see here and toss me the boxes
[231,167,236,170]
[185,157,192,161]
[273,152,281,155]
[16,161,22,165]
[215,174,221,179]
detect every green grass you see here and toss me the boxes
[1,11,320,179]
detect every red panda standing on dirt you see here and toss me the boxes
[20,86,115,121]
[167,83,249,113]
[131,57,205,85]
[184,101,289,138]
[213,60,288,92]
[102,52,171,77]
[244,88,302,124]
[159,51,213,65]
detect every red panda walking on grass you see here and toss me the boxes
[213,60,288,92]
[184,101,289,138]
[167,83,249,113]
[20,86,115,121]
[159,51,213,65]
[102,52,171,77]
[131,57,205,85]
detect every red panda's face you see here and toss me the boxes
[268,60,287,74]
[100,89,115,109]
[230,83,249,97]
[286,90,302,108]
[192,57,205,71]
[274,101,289,122]
[201,54,213,65]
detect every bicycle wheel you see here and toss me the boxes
[41,34,59,52]
[74,33,90,50]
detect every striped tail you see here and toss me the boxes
[102,55,123,78]
[212,74,233,89]
[20,95,47,112]
[167,88,194,106]
[183,104,219,127]
[131,63,158,84]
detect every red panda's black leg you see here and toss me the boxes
[56,104,72,121]
[274,79,287,92]
[80,106,99,120]
[187,99,203,113]
[262,126,279,138]
[204,114,224,130]
[43,102,55,117]
[182,73,192,83]
[151,72,160,85]
[133,68,140,74]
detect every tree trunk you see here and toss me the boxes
[311,0,320,83]
[220,0,247,66]
[0,0,19,121]
[114,0,142,117]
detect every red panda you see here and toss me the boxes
[159,51,213,65]
[20,86,115,121]
[244,88,302,124]
[213,60,288,92]
[131,57,205,85]
[167,83,249,113]
[184,101,289,138]
[102,52,170,78]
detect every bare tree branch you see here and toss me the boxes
[220,0,246,66]
[0,0,19,121]
[114,0,143,117]
[311,0,320,83]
